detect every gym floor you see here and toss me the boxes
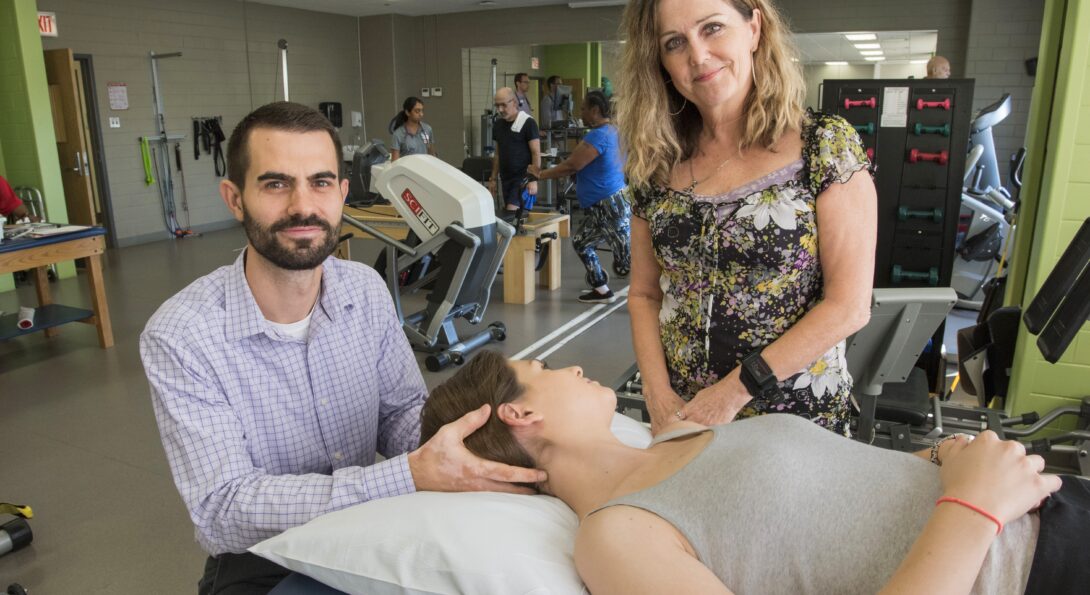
[0,222,640,593]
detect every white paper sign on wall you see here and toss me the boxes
[108,83,129,110]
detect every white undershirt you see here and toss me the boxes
[266,305,316,341]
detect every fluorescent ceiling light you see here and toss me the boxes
[825,61,849,66]
[859,50,884,56]
[854,43,881,49]
[865,56,886,61]
[845,33,877,41]
[910,59,929,64]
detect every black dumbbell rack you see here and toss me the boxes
[822,78,975,388]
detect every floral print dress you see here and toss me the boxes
[631,112,873,435]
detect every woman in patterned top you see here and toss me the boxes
[616,0,877,435]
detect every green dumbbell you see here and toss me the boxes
[891,265,940,286]
[913,122,951,136]
[853,122,876,135]
[897,206,944,223]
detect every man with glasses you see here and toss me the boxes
[488,87,540,216]
[514,73,532,115]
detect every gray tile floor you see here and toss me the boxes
[0,224,638,593]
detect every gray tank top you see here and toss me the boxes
[590,414,1038,594]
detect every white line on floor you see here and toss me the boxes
[512,285,630,360]
[535,296,630,360]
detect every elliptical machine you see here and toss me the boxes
[952,94,1026,310]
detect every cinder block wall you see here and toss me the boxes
[964,0,1046,188]
[38,0,363,246]
[461,45,539,157]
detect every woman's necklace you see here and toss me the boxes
[686,148,740,195]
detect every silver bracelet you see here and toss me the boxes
[929,434,968,466]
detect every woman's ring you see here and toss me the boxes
[675,409,686,421]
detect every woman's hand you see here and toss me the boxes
[935,433,973,465]
[681,372,752,427]
[939,431,1062,524]
[645,386,689,436]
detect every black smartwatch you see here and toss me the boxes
[739,351,784,402]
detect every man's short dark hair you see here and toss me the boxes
[547,75,562,87]
[515,73,528,83]
[226,101,343,190]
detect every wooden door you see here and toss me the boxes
[561,78,586,118]
[44,48,97,226]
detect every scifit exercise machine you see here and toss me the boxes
[343,143,512,371]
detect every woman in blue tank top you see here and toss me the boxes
[422,350,1089,595]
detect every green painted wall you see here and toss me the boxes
[590,42,602,88]
[0,0,75,293]
[1003,0,1065,308]
[1006,0,1090,420]
[542,43,592,85]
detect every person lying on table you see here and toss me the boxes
[422,350,1087,595]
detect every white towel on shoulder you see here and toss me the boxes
[511,111,531,133]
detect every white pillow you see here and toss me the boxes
[251,413,651,594]
[609,410,653,448]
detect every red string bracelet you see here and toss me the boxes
[936,496,1003,535]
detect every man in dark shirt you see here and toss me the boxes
[488,87,540,215]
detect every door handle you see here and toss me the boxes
[70,151,82,174]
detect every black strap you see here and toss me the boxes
[213,142,226,177]
[197,119,227,177]
[193,120,201,160]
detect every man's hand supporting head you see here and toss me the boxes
[408,404,547,495]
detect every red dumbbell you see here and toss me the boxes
[866,147,874,160]
[915,97,951,110]
[844,97,877,110]
[908,148,949,165]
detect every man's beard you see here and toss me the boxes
[242,209,339,271]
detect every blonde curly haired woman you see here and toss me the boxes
[617,0,877,435]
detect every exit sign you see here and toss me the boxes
[38,12,58,37]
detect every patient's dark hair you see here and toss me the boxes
[421,350,539,489]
